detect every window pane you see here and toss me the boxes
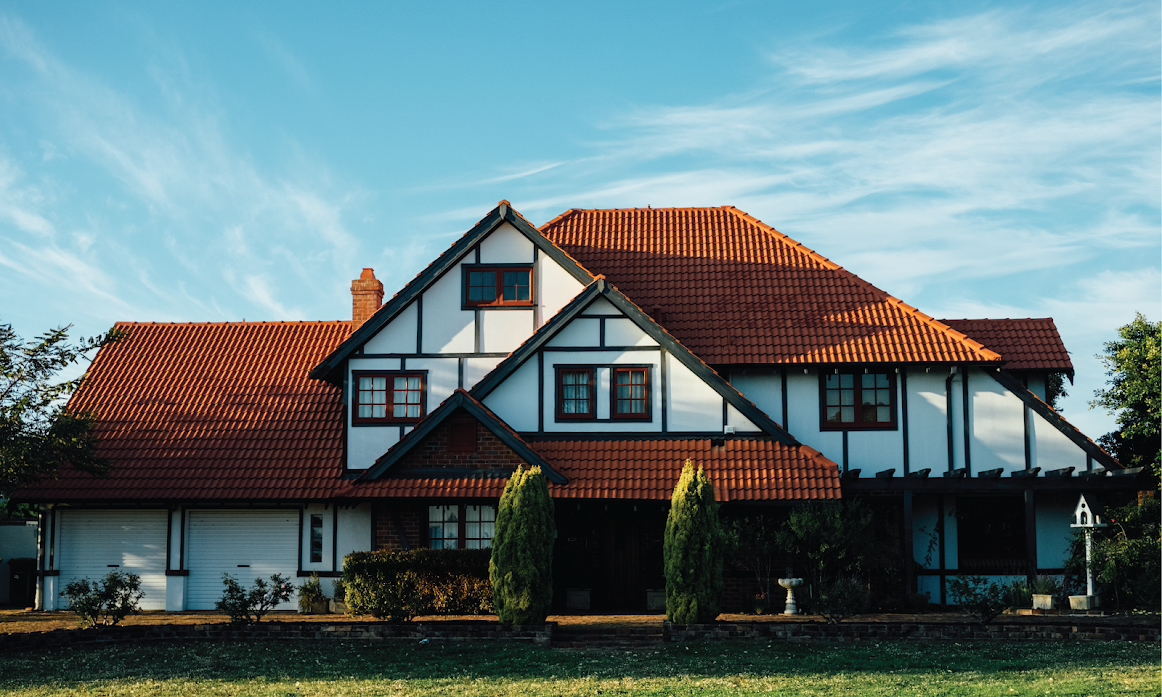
[827,406,843,423]
[826,391,840,406]
[359,391,373,404]
[877,389,891,406]
[840,374,853,388]
[862,373,875,389]
[468,271,496,303]
[876,374,889,388]
[862,404,877,421]
[825,374,839,388]
[841,406,854,422]
[502,270,530,302]
[406,404,420,418]
[358,405,372,418]
[372,405,385,418]
[877,406,891,422]
[861,390,876,406]
[466,539,480,549]
[841,389,854,406]
[359,377,374,390]
[373,377,386,390]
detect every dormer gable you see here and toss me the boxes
[310,202,593,383]
[470,277,798,443]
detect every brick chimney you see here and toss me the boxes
[351,268,383,330]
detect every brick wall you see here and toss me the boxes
[350,269,384,330]
[371,503,424,551]
[394,409,525,472]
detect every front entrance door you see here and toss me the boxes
[600,507,641,611]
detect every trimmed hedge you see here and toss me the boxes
[341,549,493,622]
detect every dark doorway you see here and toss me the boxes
[553,502,665,612]
[599,507,641,611]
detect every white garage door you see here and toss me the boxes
[57,509,168,611]
[186,510,299,611]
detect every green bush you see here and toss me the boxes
[947,575,1007,625]
[776,499,875,600]
[664,460,724,624]
[60,571,144,628]
[490,464,555,625]
[1066,498,1160,613]
[816,577,870,624]
[298,572,327,613]
[1005,579,1032,608]
[215,574,295,624]
[342,548,493,621]
[1029,575,1060,596]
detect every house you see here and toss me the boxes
[14,202,1145,612]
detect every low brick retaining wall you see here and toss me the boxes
[3,617,1157,652]
[0,620,554,653]
[664,620,1160,643]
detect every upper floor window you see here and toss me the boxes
[353,371,425,424]
[464,265,533,307]
[613,367,650,419]
[556,367,595,419]
[820,370,895,429]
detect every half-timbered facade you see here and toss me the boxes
[15,202,1145,612]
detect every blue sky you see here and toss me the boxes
[1,0,1158,440]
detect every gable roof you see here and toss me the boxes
[357,389,567,483]
[310,201,593,383]
[12,321,352,503]
[941,318,1073,376]
[470,277,799,446]
[539,207,1002,366]
[345,438,841,501]
[986,368,1120,470]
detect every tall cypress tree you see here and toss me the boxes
[664,460,723,624]
[489,464,555,625]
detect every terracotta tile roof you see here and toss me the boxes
[13,321,351,502]
[540,207,1001,366]
[351,439,841,501]
[940,318,1073,373]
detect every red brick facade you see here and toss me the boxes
[394,409,527,472]
[350,268,384,330]
[371,503,424,551]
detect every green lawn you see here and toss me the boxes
[0,639,1156,696]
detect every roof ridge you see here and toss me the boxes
[112,320,351,327]
[722,207,1001,363]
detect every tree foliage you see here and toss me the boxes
[489,464,555,625]
[1090,314,1160,480]
[775,499,875,592]
[724,513,781,609]
[1,322,124,497]
[664,460,723,624]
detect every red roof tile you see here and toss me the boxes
[940,318,1073,373]
[353,439,841,501]
[540,207,1001,366]
[13,321,352,502]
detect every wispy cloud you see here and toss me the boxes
[0,14,364,324]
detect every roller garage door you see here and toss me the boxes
[186,510,299,611]
[57,509,168,610]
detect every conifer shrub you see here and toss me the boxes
[664,460,724,624]
[342,549,492,621]
[490,464,555,625]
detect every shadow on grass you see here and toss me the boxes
[0,640,1155,692]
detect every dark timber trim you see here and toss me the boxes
[901,368,910,475]
[310,202,594,382]
[416,294,423,354]
[962,366,971,476]
[297,507,304,575]
[945,370,956,474]
[660,348,669,431]
[903,490,914,593]
[537,352,545,433]
[842,431,849,473]
[469,279,798,446]
[1024,489,1037,584]
[987,368,1121,469]
[780,367,788,430]
[357,389,567,484]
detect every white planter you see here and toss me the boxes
[1032,594,1054,610]
[1069,595,1097,611]
[329,599,347,615]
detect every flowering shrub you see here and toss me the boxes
[60,571,144,628]
[216,573,295,624]
[815,577,870,624]
[947,575,1007,625]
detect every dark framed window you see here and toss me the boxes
[956,497,1027,575]
[820,370,896,429]
[556,367,595,420]
[428,504,496,549]
[309,514,324,563]
[612,367,650,420]
[463,265,533,307]
[352,371,425,424]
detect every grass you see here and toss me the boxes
[0,639,1157,696]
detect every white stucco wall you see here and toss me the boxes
[907,369,951,474]
[363,301,418,354]
[480,310,534,353]
[727,369,783,426]
[482,359,539,432]
[969,368,1027,474]
[463,356,504,389]
[538,254,587,325]
[605,318,656,347]
[421,261,475,353]
[479,222,534,263]
[666,352,723,433]
[1036,493,1078,569]
[784,369,843,467]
